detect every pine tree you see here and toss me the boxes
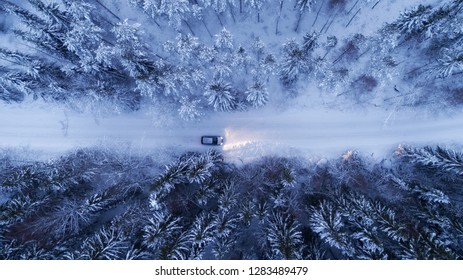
[178,96,202,121]
[200,0,227,13]
[0,66,31,103]
[0,239,54,260]
[434,48,463,78]
[393,5,433,37]
[372,201,409,243]
[151,159,189,197]
[280,163,296,188]
[0,195,40,225]
[279,39,310,87]
[245,80,268,108]
[296,0,317,13]
[212,234,236,259]
[218,180,238,213]
[200,0,238,26]
[2,0,73,60]
[156,0,190,28]
[79,226,128,260]
[26,199,92,239]
[233,46,251,72]
[175,33,200,62]
[195,184,216,206]
[294,0,317,31]
[309,201,354,258]
[187,153,215,184]
[238,199,255,226]
[112,19,151,79]
[214,27,234,51]
[212,211,239,239]
[143,211,183,250]
[204,79,236,111]
[189,212,214,259]
[212,59,233,80]
[158,230,193,260]
[62,1,104,73]
[302,32,319,54]
[265,211,303,259]
[245,0,267,22]
[397,145,463,176]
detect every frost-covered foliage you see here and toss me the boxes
[265,211,303,259]
[435,48,463,78]
[279,39,310,87]
[1,145,463,259]
[393,5,434,37]
[309,201,354,257]
[245,80,268,108]
[178,96,202,121]
[204,79,236,111]
[0,0,279,116]
[296,0,317,13]
[397,145,463,176]
[2,0,462,112]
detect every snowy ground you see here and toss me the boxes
[1,100,462,163]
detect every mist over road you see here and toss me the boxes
[1,103,462,160]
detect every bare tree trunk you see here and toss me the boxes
[275,0,284,35]
[347,0,359,14]
[228,2,236,23]
[322,48,332,60]
[324,9,340,33]
[216,12,224,27]
[294,12,303,32]
[372,0,382,10]
[312,0,325,27]
[333,46,351,64]
[94,0,121,21]
[182,19,196,36]
[202,19,213,38]
[345,8,361,27]
[355,47,370,60]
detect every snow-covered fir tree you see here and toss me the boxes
[435,48,463,78]
[265,211,304,259]
[214,27,234,51]
[245,0,267,22]
[245,80,268,108]
[153,0,190,28]
[309,200,354,258]
[204,79,236,111]
[279,39,310,87]
[142,211,183,251]
[296,0,317,13]
[393,5,433,37]
[302,32,319,54]
[217,180,238,213]
[178,96,203,121]
[189,212,214,259]
[397,145,463,176]
[294,0,317,31]
[79,226,128,260]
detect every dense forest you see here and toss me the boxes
[1,0,462,117]
[1,145,463,259]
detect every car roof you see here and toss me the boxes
[202,137,214,143]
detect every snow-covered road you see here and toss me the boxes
[1,102,462,161]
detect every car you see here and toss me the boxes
[201,136,224,146]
